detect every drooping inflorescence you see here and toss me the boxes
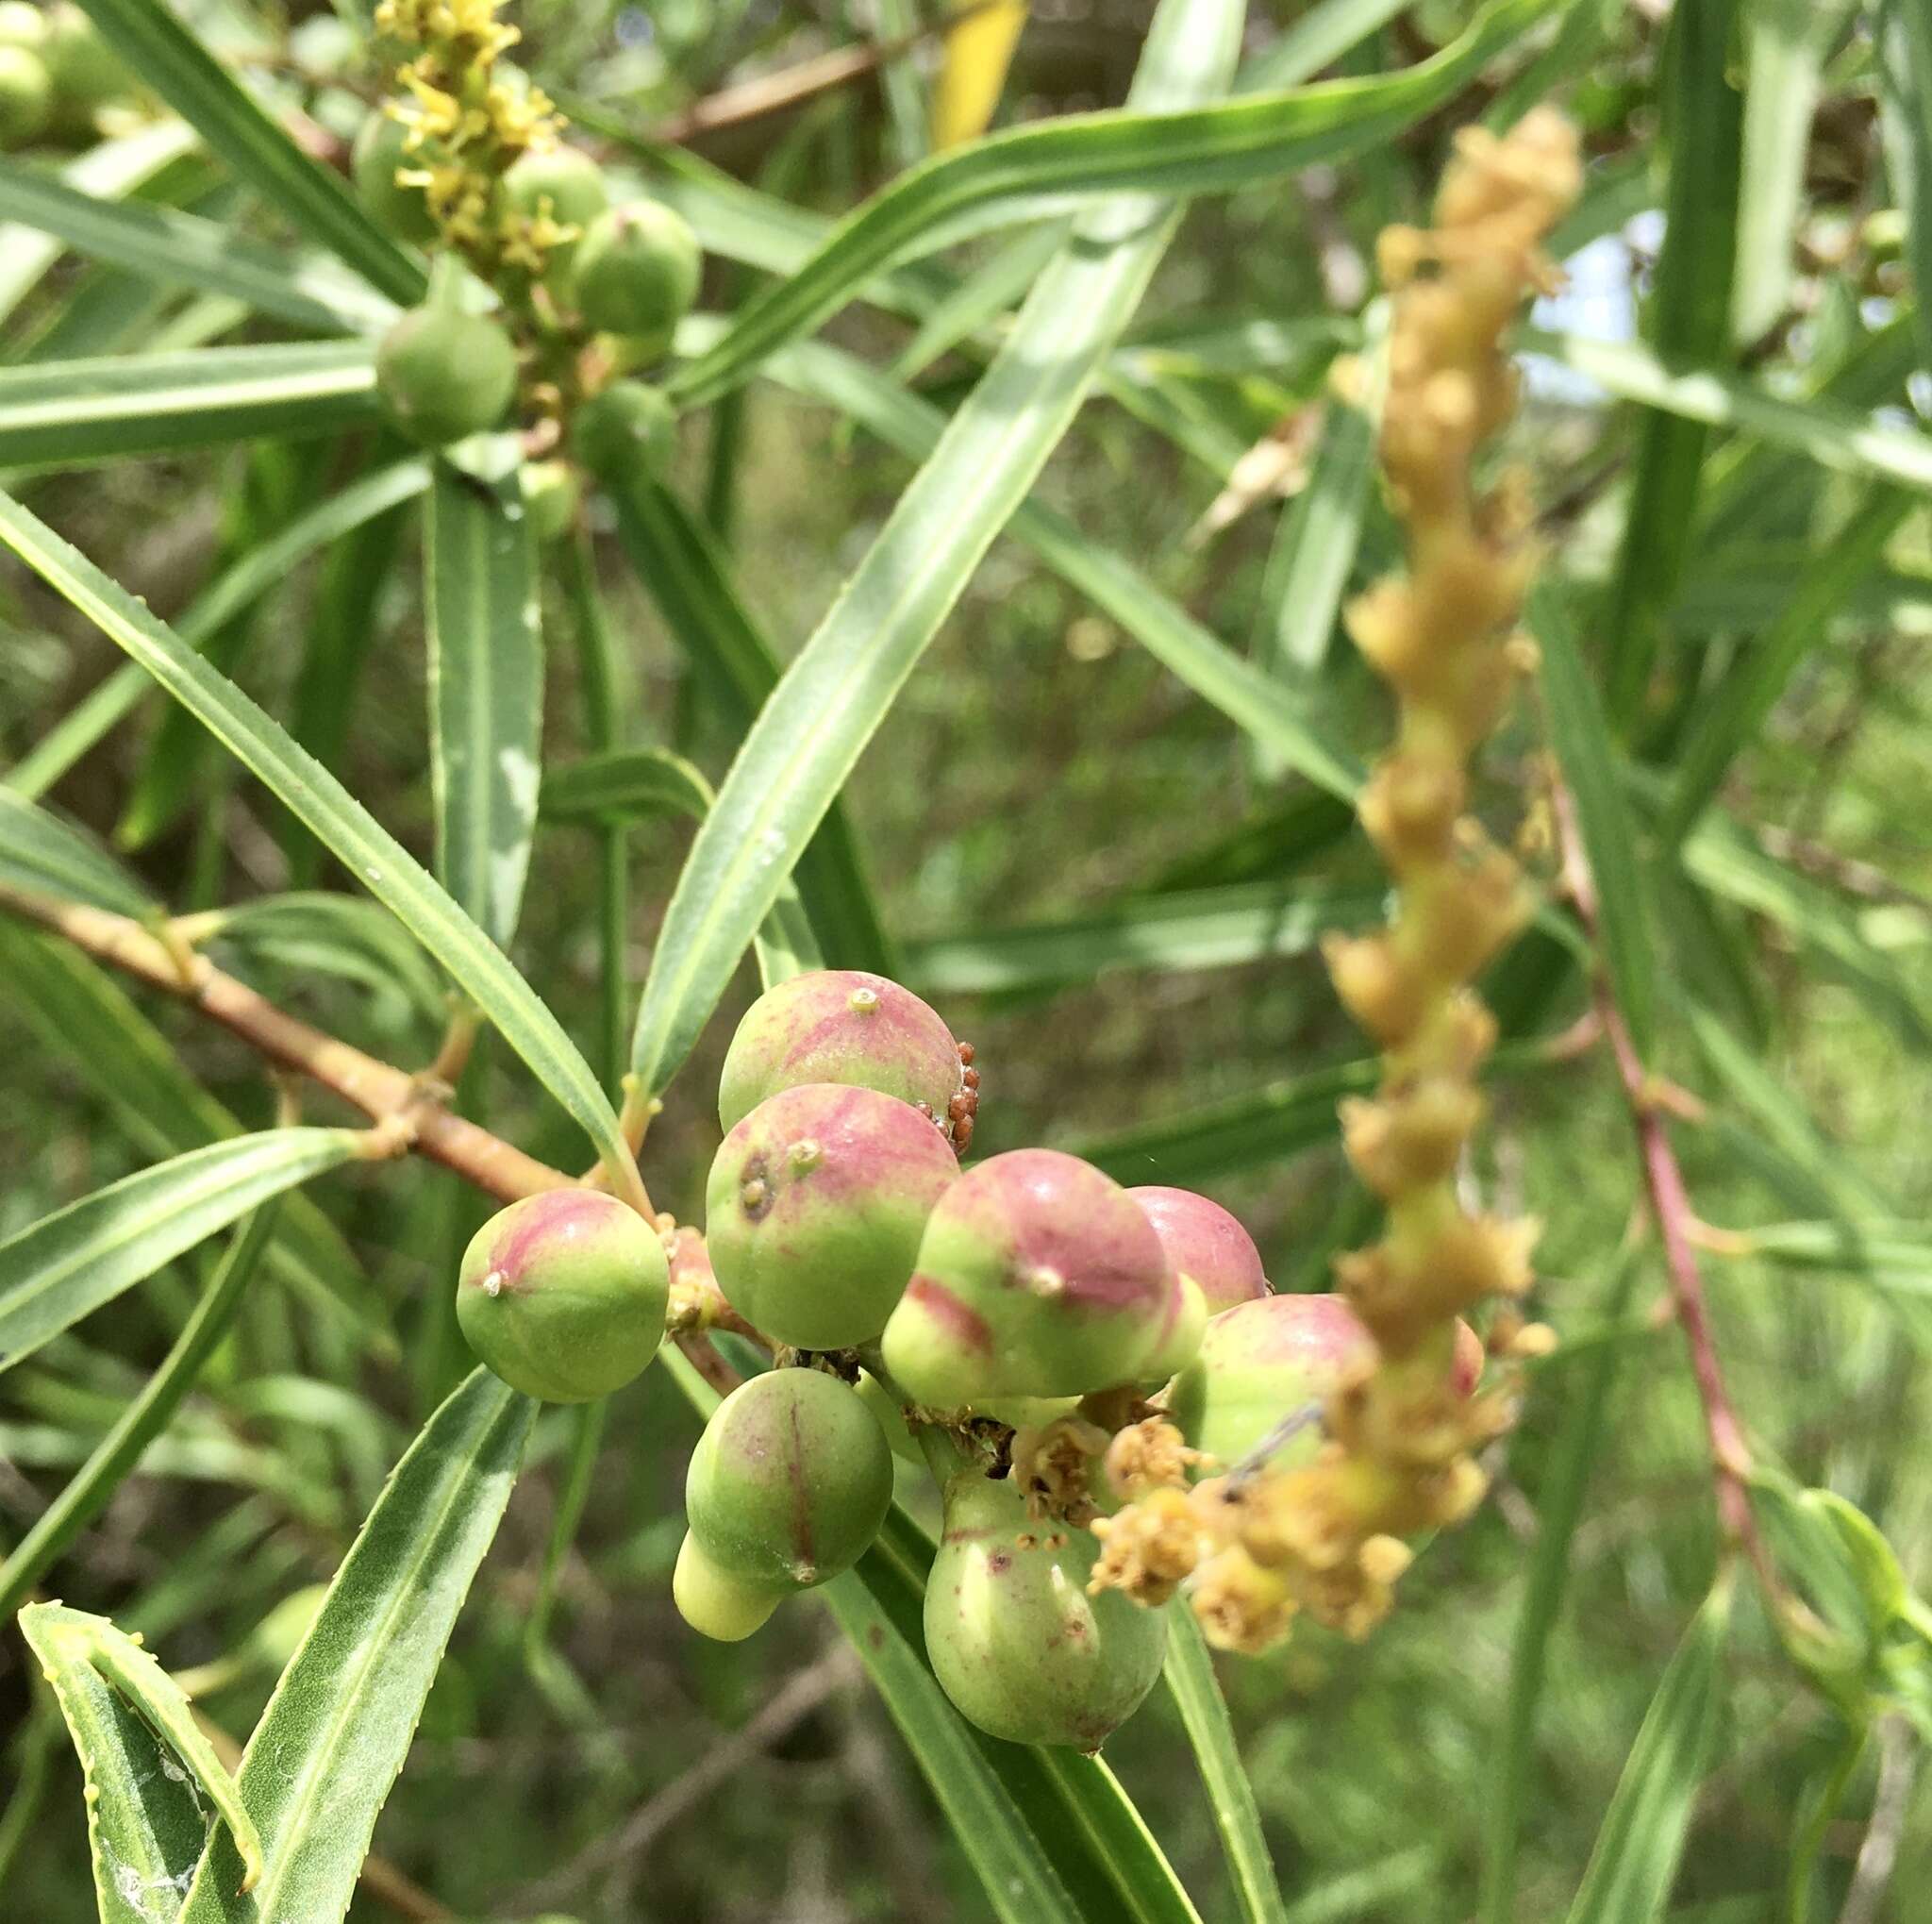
[1090,109,1582,1654]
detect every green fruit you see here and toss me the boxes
[855,1368,923,1464]
[375,306,517,445]
[0,44,50,147]
[686,1368,893,1594]
[673,1531,780,1642]
[0,5,46,50]
[924,1471,1166,1749]
[522,459,579,543]
[1129,1185,1269,1314]
[503,145,608,275]
[718,968,962,1134]
[570,200,701,338]
[45,4,125,110]
[880,1148,1191,1408]
[456,1189,669,1401]
[351,112,437,245]
[569,378,675,480]
[1166,1293,1376,1470]
[706,1081,958,1350]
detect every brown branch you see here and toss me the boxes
[1547,784,1778,1598]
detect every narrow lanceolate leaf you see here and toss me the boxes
[0,343,379,469]
[901,882,1380,996]
[665,0,1557,406]
[0,491,632,1181]
[540,747,714,827]
[631,0,1252,1097]
[1564,1576,1734,1924]
[21,1602,264,1922]
[73,0,425,306]
[1236,0,1412,92]
[0,789,154,915]
[426,464,544,951]
[0,1210,277,1618]
[1878,0,1932,376]
[177,1370,534,1924]
[1479,1244,1644,1924]
[1657,487,1913,847]
[1602,0,1742,728]
[1255,300,1387,691]
[0,1130,359,1374]
[1161,1614,1287,1924]
[1531,585,1656,1061]
[0,165,398,335]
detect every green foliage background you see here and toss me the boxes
[1,1,1930,1919]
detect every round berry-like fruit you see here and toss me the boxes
[569,378,675,481]
[44,4,125,113]
[0,44,50,147]
[686,1368,893,1597]
[0,4,45,49]
[351,112,437,245]
[375,306,518,446]
[503,145,608,275]
[717,969,961,1134]
[522,459,579,544]
[880,1147,1194,1408]
[673,1531,779,1643]
[571,200,701,338]
[706,1082,958,1350]
[456,1189,669,1402]
[1128,1186,1270,1314]
[924,1470,1166,1749]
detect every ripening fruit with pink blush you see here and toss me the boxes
[717,969,962,1132]
[1127,1185,1270,1314]
[880,1147,1197,1408]
[457,1190,668,1401]
[705,1082,958,1350]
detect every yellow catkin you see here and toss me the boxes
[1088,110,1582,1654]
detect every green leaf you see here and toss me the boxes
[1657,487,1913,846]
[1532,583,1656,1060]
[608,478,894,973]
[1565,1576,1734,1924]
[73,0,425,307]
[1479,1242,1644,1924]
[1032,1746,1206,1924]
[628,0,1246,1097]
[176,1369,533,1923]
[665,0,1559,407]
[0,788,155,914]
[20,1601,264,1919]
[540,747,715,827]
[207,893,450,1024]
[1523,329,1932,497]
[1254,299,1387,690]
[0,487,633,1181]
[1162,1613,1287,1924]
[1601,0,1742,728]
[426,463,544,951]
[9,457,432,803]
[902,882,1380,996]
[0,342,379,470]
[0,1129,360,1375]
[1237,0,1412,92]
[758,335,1361,800]
[0,1210,276,1619]
[0,162,398,335]
[1878,0,1932,378]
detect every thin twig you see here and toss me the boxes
[1547,783,1780,1600]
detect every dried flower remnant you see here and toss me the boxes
[1091,110,1581,1655]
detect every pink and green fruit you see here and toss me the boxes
[375,306,517,445]
[706,1082,958,1349]
[880,1148,1195,1408]
[456,1190,669,1402]
[1128,1185,1270,1313]
[569,378,675,480]
[717,969,962,1133]
[351,113,437,244]
[924,1471,1167,1749]
[685,1368,893,1596]
[571,200,701,338]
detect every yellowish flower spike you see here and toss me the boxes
[1089,109,1582,1657]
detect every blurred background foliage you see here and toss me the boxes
[1,0,1930,1919]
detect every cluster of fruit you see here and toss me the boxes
[0,3,130,150]
[451,969,1475,1749]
